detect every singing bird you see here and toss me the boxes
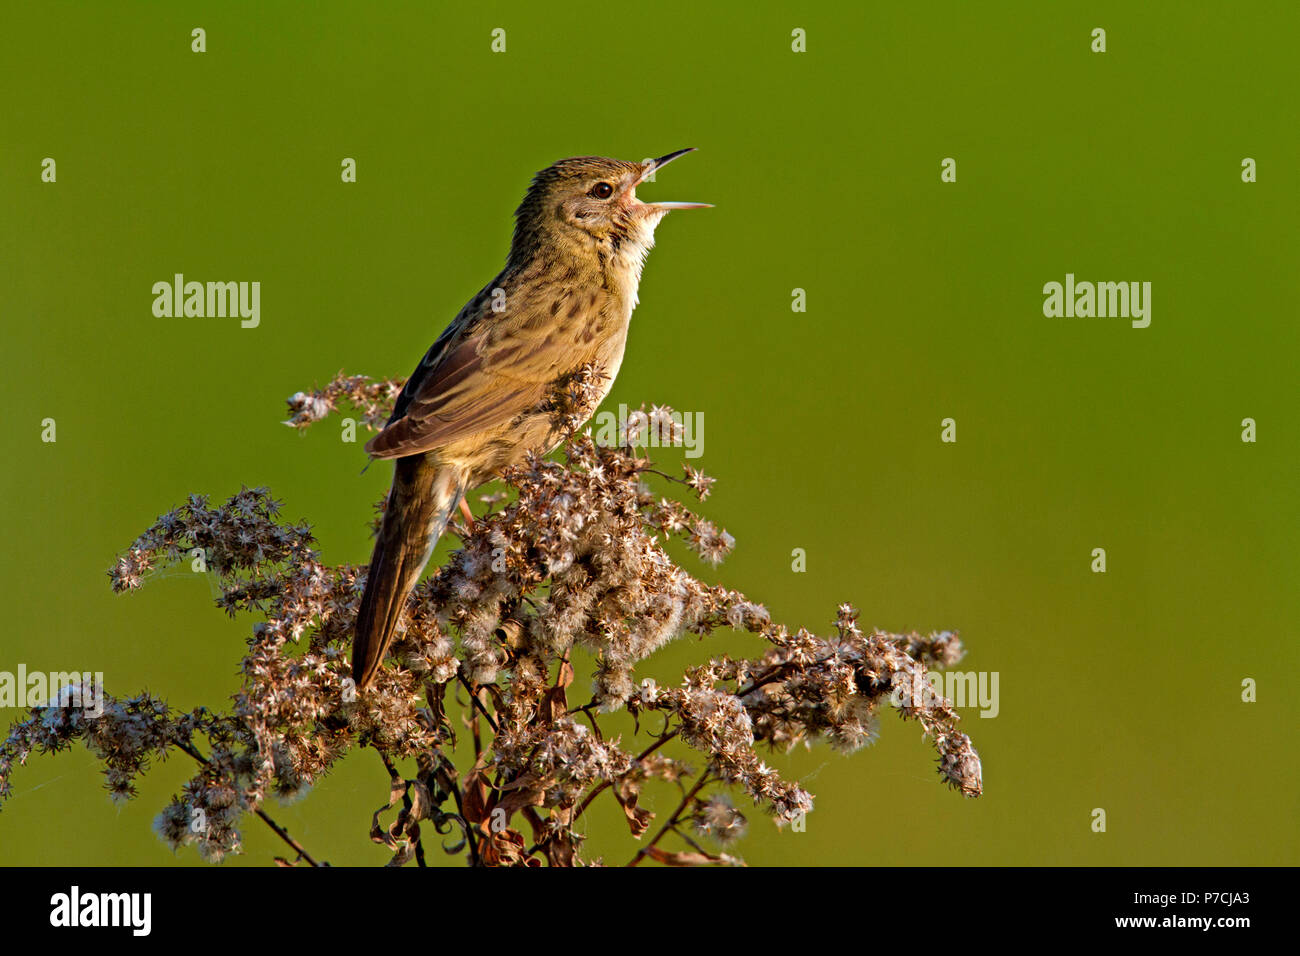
[351,149,709,689]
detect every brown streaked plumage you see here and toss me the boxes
[352,150,709,689]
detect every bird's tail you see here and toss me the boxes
[352,457,465,689]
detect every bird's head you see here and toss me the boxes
[510,149,709,267]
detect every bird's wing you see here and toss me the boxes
[365,286,587,460]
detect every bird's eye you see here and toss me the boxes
[590,182,614,199]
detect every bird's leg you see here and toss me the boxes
[458,497,475,528]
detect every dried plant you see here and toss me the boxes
[0,371,982,866]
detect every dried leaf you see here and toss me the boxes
[613,777,653,838]
[480,826,527,866]
[644,845,740,867]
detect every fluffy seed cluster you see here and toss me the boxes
[283,373,403,432]
[0,371,982,866]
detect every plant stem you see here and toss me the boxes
[573,729,679,824]
[173,738,322,867]
[628,767,709,867]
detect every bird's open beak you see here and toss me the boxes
[637,148,712,210]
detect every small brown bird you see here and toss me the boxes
[352,149,709,689]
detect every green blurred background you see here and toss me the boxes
[2,1,1296,866]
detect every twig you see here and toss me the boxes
[458,672,499,734]
[629,769,711,867]
[573,728,679,824]
[173,738,322,867]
